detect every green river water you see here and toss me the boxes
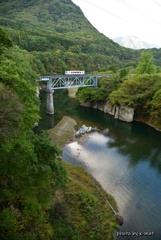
[37,89,161,240]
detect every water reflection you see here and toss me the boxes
[104,124,161,174]
[38,89,161,240]
[63,132,161,240]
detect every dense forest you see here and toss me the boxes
[0,27,66,239]
[0,0,148,74]
[0,27,120,239]
[1,0,161,238]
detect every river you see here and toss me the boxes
[37,89,161,240]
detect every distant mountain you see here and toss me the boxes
[113,35,159,49]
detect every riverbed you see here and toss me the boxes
[37,89,161,240]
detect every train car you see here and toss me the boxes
[65,70,85,75]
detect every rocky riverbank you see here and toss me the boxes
[80,100,134,122]
[79,99,161,131]
[48,116,77,149]
[48,116,99,149]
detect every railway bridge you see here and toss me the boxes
[38,74,111,114]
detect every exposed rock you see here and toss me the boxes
[80,100,91,107]
[91,127,98,131]
[80,100,134,122]
[104,101,115,115]
[48,116,77,149]
[114,214,124,226]
[117,105,134,122]
[34,122,39,127]
[36,86,40,97]
[93,103,104,111]
[103,101,134,122]
[92,103,98,109]
[75,124,94,136]
[114,106,120,119]
[103,128,109,135]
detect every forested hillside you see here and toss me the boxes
[0,0,141,74]
[1,0,161,75]
[0,27,66,239]
[0,27,120,240]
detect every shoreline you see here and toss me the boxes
[79,100,161,132]
[68,91,161,132]
[48,115,77,149]
[48,115,95,149]
[133,117,161,132]
[48,115,124,227]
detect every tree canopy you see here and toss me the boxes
[0,29,67,239]
[136,52,155,75]
[0,0,141,74]
[0,27,13,54]
[0,27,120,240]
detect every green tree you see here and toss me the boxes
[150,89,161,120]
[0,131,67,240]
[0,83,23,144]
[136,52,155,75]
[109,85,137,107]
[0,30,67,239]
[0,47,40,131]
[0,27,13,55]
[119,68,128,79]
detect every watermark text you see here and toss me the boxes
[116,231,155,237]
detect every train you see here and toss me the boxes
[65,70,85,75]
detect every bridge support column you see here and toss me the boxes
[46,89,54,114]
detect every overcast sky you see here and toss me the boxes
[72,0,161,47]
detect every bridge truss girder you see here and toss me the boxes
[44,75,97,90]
[41,75,98,90]
[40,74,112,90]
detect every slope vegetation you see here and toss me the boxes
[0,27,120,240]
[0,0,139,74]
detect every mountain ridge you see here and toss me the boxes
[0,0,141,74]
[113,35,160,49]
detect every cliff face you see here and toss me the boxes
[80,100,134,122]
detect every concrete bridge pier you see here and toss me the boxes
[46,89,54,114]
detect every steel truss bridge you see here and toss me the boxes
[40,74,111,90]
